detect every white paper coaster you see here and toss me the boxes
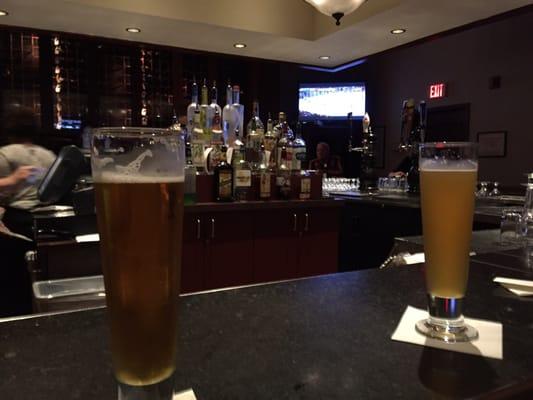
[174,389,197,400]
[391,306,503,360]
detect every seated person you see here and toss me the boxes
[388,156,412,178]
[0,106,56,211]
[309,142,343,177]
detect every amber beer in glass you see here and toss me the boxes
[416,142,479,342]
[92,128,184,399]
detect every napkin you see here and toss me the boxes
[174,389,197,400]
[391,306,502,360]
[493,277,533,297]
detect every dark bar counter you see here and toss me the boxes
[1,260,533,399]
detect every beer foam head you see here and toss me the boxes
[93,149,184,183]
[420,158,478,171]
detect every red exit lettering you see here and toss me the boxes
[429,83,446,99]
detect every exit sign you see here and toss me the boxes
[429,82,446,99]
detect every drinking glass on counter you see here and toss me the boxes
[500,208,523,245]
[92,128,185,399]
[416,142,479,343]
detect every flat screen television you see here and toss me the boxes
[299,82,366,121]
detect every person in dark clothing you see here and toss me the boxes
[309,142,343,177]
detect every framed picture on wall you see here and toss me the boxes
[477,131,507,158]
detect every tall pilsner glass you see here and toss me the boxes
[92,128,185,399]
[416,142,478,343]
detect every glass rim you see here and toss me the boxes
[419,141,477,149]
[93,126,176,138]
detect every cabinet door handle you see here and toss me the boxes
[211,218,215,239]
[304,213,309,232]
[293,213,298,232]
[196,218,201,240]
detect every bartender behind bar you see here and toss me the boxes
[309,142,343,177]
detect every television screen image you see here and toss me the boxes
[299,83,366,121]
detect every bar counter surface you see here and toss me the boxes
[1,260,533,399]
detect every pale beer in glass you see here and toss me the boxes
[416,142,479,342]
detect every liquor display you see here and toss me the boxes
[92,127,185,399]
[177,79,323,203]
[416,142,479,343]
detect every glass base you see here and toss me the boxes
[118,375,174,400]
[415,318,479,343]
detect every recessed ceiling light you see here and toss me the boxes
[318,56,331,60]
[233,43,247,49]
[0,10,9,16]
[391,28,406,34]
[126,27,141,33]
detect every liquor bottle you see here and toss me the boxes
[214,145,233,202]
[276,145,291,200]
[222,81,235,145]
[263,113,276,149]
[291,121,306,172]
[275,112,293,168]
[258,144,272,200]
[232,128,251,201]
[211,107,224,144]
[208,108,224,173]
[186,78,198,134]
[232,85,244,144]
[184,157,197,205]
[245,100,265,170]
[209,81,222,124]
[199,78,210,140]
[191,105,206,170]
[358,112,378,193]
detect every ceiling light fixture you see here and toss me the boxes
[233,43,247,49]
[304,0,366,26]
[391,28,406,34]
[319,56,331,60]
[125,27,141,33]
[0,10,9,16]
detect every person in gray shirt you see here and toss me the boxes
[0,107,56,210]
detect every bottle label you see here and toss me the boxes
[191,141,205,167]
[218,171,232,198]
[300,177,311,200]
[260,172,271,198]
[235,170,251,187]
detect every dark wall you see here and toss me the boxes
[366,8,533,186]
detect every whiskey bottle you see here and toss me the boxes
[214,145,233,202]
[232,129,251,201]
